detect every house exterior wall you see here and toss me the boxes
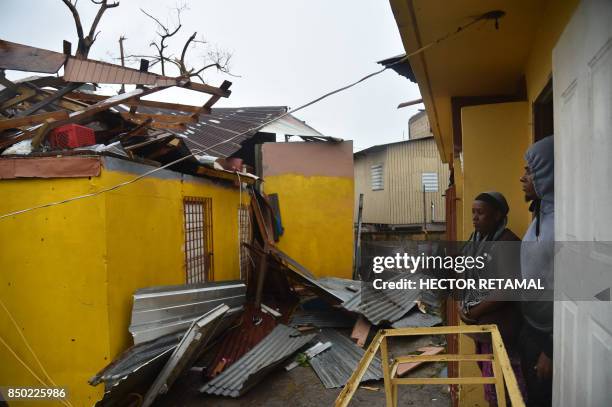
[0,156,243,406]
[409,111,433,140]
[452,5,578,406]
[461,102,531,239]
[100,158,243,357]
[354,137,449,225]
[354,147,388,223]
[261,141,354,279]
[0,175,109,405]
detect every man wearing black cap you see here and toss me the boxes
[459,191,526,405]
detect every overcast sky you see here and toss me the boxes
[2,0,423,151]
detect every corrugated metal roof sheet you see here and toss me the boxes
[317,277,361,303]
[270,248,346,304]
[142,304,229,407]
[114,105,333,157]
[391,310,443,329]
[290,310,356,329]
[129,281,246,344]
[183,106,288,157]
[203,302,279,379]
[90,332,183,388]
[200,324,316,397]
[309,329,383,389]
[342,273,420,325]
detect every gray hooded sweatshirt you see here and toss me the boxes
[521,136,554,354]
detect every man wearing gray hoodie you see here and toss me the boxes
[518,136,554,407]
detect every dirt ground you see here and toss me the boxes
[163,333,451,407]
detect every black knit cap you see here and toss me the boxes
[475,191,509,216]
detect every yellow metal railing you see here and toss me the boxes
[334,325,525,407]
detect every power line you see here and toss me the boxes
[0,13,492,221]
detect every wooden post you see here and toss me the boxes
[380,336,395,407]
[118,36,127,94]
[334,326,525,407]
[353,193,364,280]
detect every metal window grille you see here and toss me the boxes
[238,204,252,280]
[184,197,214,283]
[371,164,384,191]
[421,172,439,192]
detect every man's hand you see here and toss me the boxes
[458,306,477,324]
[535,352,552,381]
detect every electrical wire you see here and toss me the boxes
[0,335,73,407]
[0,12,491,222]
[0,298,75,407]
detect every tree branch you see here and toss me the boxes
[61,0,120,58]
[61,0,85,44]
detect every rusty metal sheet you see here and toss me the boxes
[64,57,177,86]
[0,40,66,73]
[142,304,229,407]
[0,156,101,179]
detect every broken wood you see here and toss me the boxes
[199,80,232,113]
[396,346,445,377]
[29,121,53,150]
[351,316,372,348]
[183,81,232,98]
[63,56,177,86]
[0,86,37,110]
[19,82,81,117]
[196,167,256,185]
[125,99,204,114]
[119,111,197,124]
[0,111,69,131]
[0,40,67,73]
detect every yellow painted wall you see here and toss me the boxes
[524,0,580,139]
[0,158,243,406]
[0,177,109,406]
[457,101,530,405]
[264,174,354,279]
[461,102,531,240]
[101,168,243,357]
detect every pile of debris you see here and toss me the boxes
[88,180,444,405]
[0,39,261,181]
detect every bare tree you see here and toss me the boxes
[61,0,120,58]
[125,5,234,83]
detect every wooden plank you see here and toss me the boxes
[19,82,81,117]
[199,80,232,112]
[196,166,256,185]
[0,40,66,73]
[395,346,444,377]
[126,99,204,113]
[68,87,164,122]
[335,331,385,407]
[351,316,371,348]
[65,92,109,102]
[64,57,177,86]
[380,337,395,407]
[490,327,524,407]
[29,121,52,149]
[119,112,197,123]
[0,132,31,150]
[382,325,495,337]
[183,81,232,98]
[391,377,496,385]
[0,111,69,131]
[394,353,493,364]
[0,86,37,110]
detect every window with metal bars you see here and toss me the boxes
[183,197,213,283]
[238,204,252,280]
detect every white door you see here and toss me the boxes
[553,0,612,406]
